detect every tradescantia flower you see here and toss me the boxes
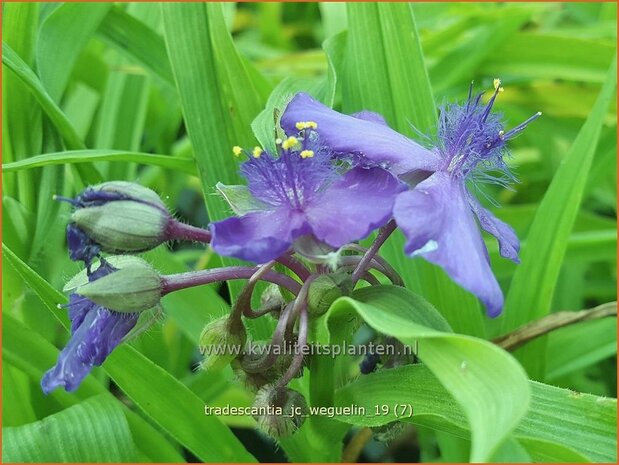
[210,126,404,264]
[281,83,540,316]
[42,257,161,393]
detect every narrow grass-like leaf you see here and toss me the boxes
[97,6,175,87]
[105,347,257,463]
[162,3,238,218]
[2,2,41,211]
[327,285,530,462]
[481,33,616,83]
[429,12,530,94]
[335,364,616,462]
[37,2,110,102]
[162,2,273,312]
[3,395,137,462]
[546,317,617,380]
[500,56,617,379]
[2,43,86,152]
[343,2,486,337]
[2,150,197,175]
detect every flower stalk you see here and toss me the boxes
[160,267,302,296]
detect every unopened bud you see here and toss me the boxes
[231,359,271,393]
[199,316,246,371]
[307,273,351,316]
[260,284,286,315]
[253,385,307,438]
[71,201,170,253]
[72,256,162,313]
[65,182,172,257]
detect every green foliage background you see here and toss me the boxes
[2,2,617,463]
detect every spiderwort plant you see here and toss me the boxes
[281,81,541,316]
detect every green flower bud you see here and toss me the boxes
[199,316,246,371]
[68,181,172,255]
[307,272,352,316]
[260,283,286,315]
[70,256,162,313]
[231,359,271,393]
[253,385,307,438]
[71,201,170,253]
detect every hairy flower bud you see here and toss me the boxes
[199,316,246,371]
[71,182,171,252]
[252,385,307,438]
[260,283,286,314]
[59,182,173,263]
[65,256,162,313]
[307,272,351,316]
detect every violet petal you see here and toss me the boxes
[304,167,405,248]
[281,93,440,175]
[211,208,310,263]
[393,172,504,316]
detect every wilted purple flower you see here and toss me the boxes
[281,84,540,316]
[210,127,404,263]
[41,261,139,394]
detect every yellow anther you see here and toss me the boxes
[294,121,318,131]
[282,136,299,150]
[252,147,263,158]
[493,78,504,93]
[232,146,242,157]
[300,150,314,159]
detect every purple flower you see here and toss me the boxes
[210,128,404,263]
[41,261,139,394]
[281,85,540,316]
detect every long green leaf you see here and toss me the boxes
[2,42,86,152]
[2,2,41,210]
[3,395,137,462]
[327,285,530,462]
[481,33,616,83]
[97,5,175,87]
[335,364,616,462]
[37,2,110,102]
[162,2,266,221]
[501,55,617,379]
[162,2,273,311]
[2,150,197,176]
